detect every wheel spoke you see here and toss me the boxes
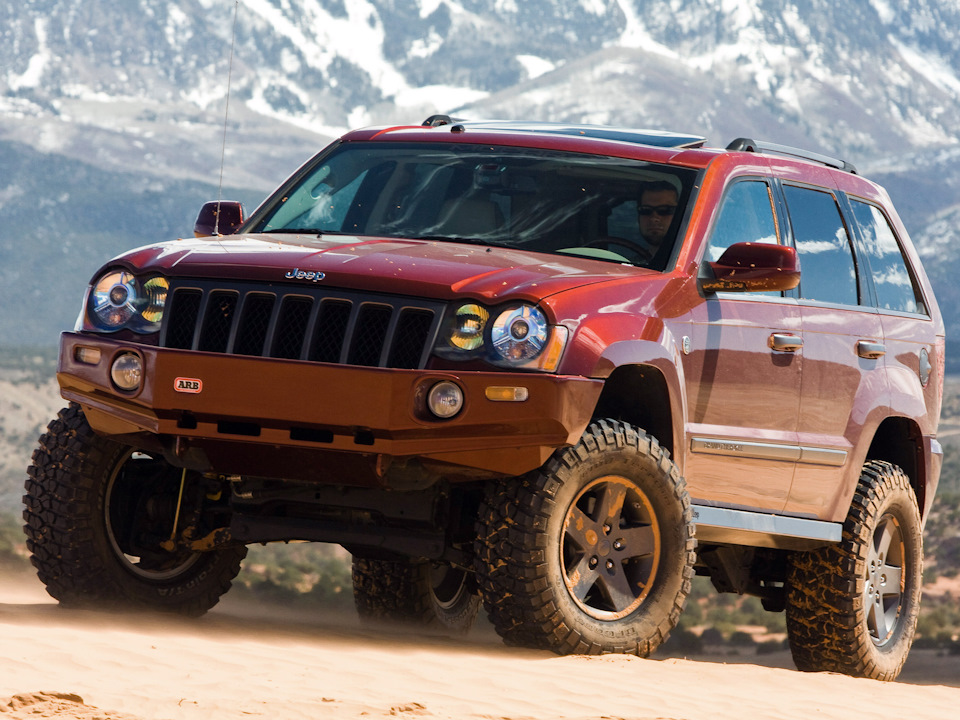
[564,505,597,548]
[568,555,602,602]
[596,560,636,611]
[873,519,896,561]
[616,525,657,559]
[867,594,888,640]
[596,484,628,527]
[881,562,903,595]
[863,513,905,644]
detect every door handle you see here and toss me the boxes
[769,333,803,352]
[857,341,886,359]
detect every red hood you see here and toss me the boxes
[111,233,652,302]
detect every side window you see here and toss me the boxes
[782,185,858,306]
[705,180,780,262]
[607,200,643,242]
[849,200,926,315]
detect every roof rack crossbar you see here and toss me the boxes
[726,137,857,174]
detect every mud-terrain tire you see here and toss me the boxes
[475,419,696,655]
[352,557,480,634]
[23,404,247,616]
[785,461,922,681]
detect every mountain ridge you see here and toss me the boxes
[3,0,960,346]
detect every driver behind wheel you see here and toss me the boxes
[635,180,679,259]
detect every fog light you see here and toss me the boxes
[110,352,143,391]
[427,381,464,419]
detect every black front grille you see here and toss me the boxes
[161,281,444,370]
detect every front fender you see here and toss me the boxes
[593,336,688,468]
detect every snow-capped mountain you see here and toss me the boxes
[2,0,960,346]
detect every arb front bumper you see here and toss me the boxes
[57,332,603,485]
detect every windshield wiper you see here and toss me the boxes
[418,235,512,248]
[265,228,351,237]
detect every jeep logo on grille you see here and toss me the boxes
[174,377,203,393]
[285,267,325,282]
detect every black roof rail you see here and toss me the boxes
[726,137,857,175]
[416,119,706,148]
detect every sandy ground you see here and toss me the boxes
[2,571,959,720]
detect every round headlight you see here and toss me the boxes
[448,303,489,351]
[490,305,548,363]
[427,381,464,419]
[110,352,143,391]
[139,276,170,329]
[91,271,138,329]
[87,271,168,333]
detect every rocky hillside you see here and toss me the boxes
[3,1,960,346]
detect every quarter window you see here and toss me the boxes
[705,180,780,262]
[849,200,926,315]
[783,186,859,306]
[703,180,781,297]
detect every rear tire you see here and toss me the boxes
[785,461,922,681]
[23,404,247,616]
[352,557,480,634]
[475,419,696,656]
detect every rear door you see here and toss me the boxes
[847,197,941,466]
[779,183,885,521]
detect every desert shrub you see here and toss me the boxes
[756,639,787,655]
[699,626,725,645]
[236,541,353,608]
[728,630,756,647]
[661,627,704,654]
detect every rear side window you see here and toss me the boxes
[849,200,926,315]
[783,185,859,306]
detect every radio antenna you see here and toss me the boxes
[215,0,241,235]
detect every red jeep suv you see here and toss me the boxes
[25,118,943,681]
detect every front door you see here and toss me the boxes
[680,178,801,513]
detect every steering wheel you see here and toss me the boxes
[585,237,654,264]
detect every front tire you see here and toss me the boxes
[352,557,480,634]
[23,404,247,616]
[785,461,923,681]
[475,419,696,656]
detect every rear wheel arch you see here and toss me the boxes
[865,416,926,515]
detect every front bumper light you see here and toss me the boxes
[86,270,169,334]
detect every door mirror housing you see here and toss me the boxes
[702,242,800,293]
[194,201,245,237]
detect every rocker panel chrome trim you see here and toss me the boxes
[692,505,842,551]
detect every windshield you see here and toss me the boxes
[252,142,697,269]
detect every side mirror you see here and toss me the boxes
[194,201,244,237]
[702,242,800,293]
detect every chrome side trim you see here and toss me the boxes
[799,446,847,466]
[691,437,799,461]
[690,437,847,467]
[692,505,842,551]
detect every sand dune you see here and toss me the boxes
[2,571,959,720]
